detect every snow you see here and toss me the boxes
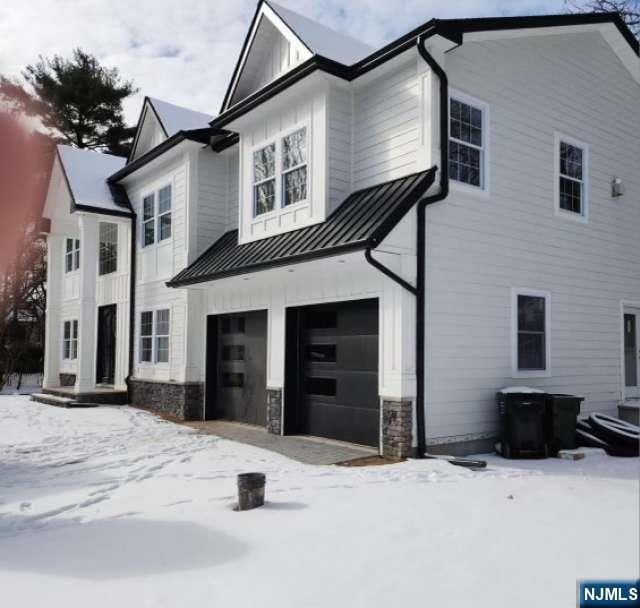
[57,145,127,214]
[268,1,374,65]
[147,97,213,137]
[1,395,637,608]
[499,386,546,394]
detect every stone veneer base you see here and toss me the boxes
[266,388,283,435]
[381,398,413,458]
[128,379,204,421]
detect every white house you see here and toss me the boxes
[39,1,640,456]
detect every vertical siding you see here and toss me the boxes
[328,85,352,211]
[425,32,640,442]
[352,60,420,190]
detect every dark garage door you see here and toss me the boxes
[206,310,267,425]
[287,299,379,446]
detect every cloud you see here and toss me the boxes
[0,0,566,124]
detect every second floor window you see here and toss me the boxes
[65,238,80,272]
[449,97,485,189]
[142,185,172,247]
[253,127,308,217]
[99,222,118,275]
[558,139,586,216]
[63,320,78,359]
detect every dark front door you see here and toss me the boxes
[206,311,268,425]
[96,304,117,385]
[287,299,379,447]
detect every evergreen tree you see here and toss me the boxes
[22,48,138,156]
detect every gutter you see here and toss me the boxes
[364,26,449,458]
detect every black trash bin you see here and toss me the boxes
[497,390,548,459]
[544,394,583,456]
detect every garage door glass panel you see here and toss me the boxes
[222,372,244,388]
[306,344,336,363]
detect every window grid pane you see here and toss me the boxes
[254,180,275,215]
[283,166,307,206]
[99,223,118,275]
[253,144,275,183]
[155,309,170,336]
[282,128,306,171]
[517,295,546,370]
[158,186,171,214]
[159,213,172,241]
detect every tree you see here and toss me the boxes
[566,0,640,37]
[0,111,53,389]
[22,48,138,155]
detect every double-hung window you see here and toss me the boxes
[99,222,118,275]
[512,290,550,375]
[141,185,172,246]
[65,238,80,272]
[253,127,308,216]
[556,135,587,219]
[63,320,78,360]
[449,96,486,189]
[139,309,170,363]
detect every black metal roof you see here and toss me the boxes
[167,168,436,287]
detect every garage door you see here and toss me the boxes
[207,311,267,425]
[295,299,379,446]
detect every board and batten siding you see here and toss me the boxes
[424,31,640,443]
[352,59,421,190]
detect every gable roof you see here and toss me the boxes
[267,1,374,65]
[147,97,214,137]
[221,0,373,111]
[213,11,638,129]
[168,168,436,287]
[57,145,131,216]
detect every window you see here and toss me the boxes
[158,185,172,241]
[63,320,78,360]
[155,309,170,363]
[65,238,80,272]
[99,222,118,275]
[253,143,276,216]
[142,194,155,247]
[141,185,172,246]
[556,135,587,218]
[449,96,486,189]
[139,309,170,363]
[252,127,308,217]
[512,290,550,375]
[282,128,307,206]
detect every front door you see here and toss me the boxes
[624,309,640,400]
[96,304,117,385]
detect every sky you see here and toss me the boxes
[0,0,568,125]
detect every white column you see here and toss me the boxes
[75,214,99,392]
[113,221,131,390]
[43,233,64,388]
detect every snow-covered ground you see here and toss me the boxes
[0,396,637,608]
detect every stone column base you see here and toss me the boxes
[382,398,413,458]
[266,388,283,435]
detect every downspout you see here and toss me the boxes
[415,29,450,457]
[365,27,450,457]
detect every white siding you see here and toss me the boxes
[425,32,640,443]
[352,60,421,190]
[196,150,230,257]
[328,85,352,211]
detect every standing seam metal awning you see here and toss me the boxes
[167,168,436,287]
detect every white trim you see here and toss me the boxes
[250,122,310,218]
[511,287,551,378]
[448,88,491,198]
[138,306,171,367]
[554,131,589,223]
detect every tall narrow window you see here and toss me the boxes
[253,143,276,216]
[63,320,78,359]
[65,238,80,272]
[142,194,155,247]
[99,222,118,275]
[158,185,172,241]
[517,294,547,371]
[282,128,307,206]
[449,97,485,188]
[558,139,586,216]
[155,309,170,363]
[140,311,153,362]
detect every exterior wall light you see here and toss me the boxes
[611,177,625,198]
